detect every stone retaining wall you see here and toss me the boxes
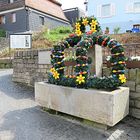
[103,67,140,119]
[12,49,52,86]
[12,49,140,119]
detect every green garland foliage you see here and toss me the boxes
[48,16,126,90]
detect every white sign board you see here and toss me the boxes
[10,34,31,48]
[38,51,51,64]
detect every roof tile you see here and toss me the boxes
[25,0,69,22]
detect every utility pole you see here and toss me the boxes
[84,0,88,16]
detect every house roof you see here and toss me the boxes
[0,0,69,22]
[48,0,62,6]
[0,0,25,12]
[25,0,69,22]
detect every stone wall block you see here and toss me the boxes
[136,85,140,93]
[38,65,44,69]
[23,51,26,57]
[33,50,38,56]
[125,81,136,92]
[19,51,23,58]
[130,108,140,119]
[125,69,129,79]
[135,99,140,109]
[128,69,137,81]
[136,69,140,85]
[130,99,135,107]
[28,59,35,64]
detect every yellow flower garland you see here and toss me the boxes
[75,17,98,36]
[119,74,126,83]
[76,74,85,84]
[50,68,56,73]
[82,18,89,26]
[75,29,82,36]
[50,68,60,79]
[53,71,60,79]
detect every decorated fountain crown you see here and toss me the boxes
[74,16,101,36]
[49,16,126,90]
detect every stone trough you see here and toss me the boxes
[35,82,129,127]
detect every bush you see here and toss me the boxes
[50,26,72,34]
[113,27,121,34]
[0,28,6,37]
[42,26,72,43]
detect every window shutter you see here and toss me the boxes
[111,3,116,16]
[125,3,134,13]
[97,5,102,18]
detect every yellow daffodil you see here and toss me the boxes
[50,68,56,73]
[119,74,126,83]
[53,71,60,79]
[90,20,98,26]
[75,30,82,36]
[82,18,89,26]
[75,22,81,29]
[76,74,85,84]
[90,27,97,33]
[76,27,81,31]
[90,24,96,29]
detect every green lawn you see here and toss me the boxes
[42,26,72,43]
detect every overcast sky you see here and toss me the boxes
[57,0,86,11]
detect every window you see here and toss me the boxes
[101,4,111,17]
[11,13,16,23]
[0,15,5,24]
[8,0,14,3]
[97,3,115,18]
[39,16,45,25]
[126,2,140,13]
[134,2,140,12]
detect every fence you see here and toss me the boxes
[103,43,140,62]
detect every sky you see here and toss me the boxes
[57,0,86,11]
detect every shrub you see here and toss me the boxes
[113,27,121,34]
[50,26,72,34]
[0,28,6,37]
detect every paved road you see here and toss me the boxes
[0,69,140,140]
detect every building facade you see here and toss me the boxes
[0,0,69,34]
[88,0,140,33]
[63,7,85,26]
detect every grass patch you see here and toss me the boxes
[32,26,72,48]
[44,33,70,43]
[43,26,72,43]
